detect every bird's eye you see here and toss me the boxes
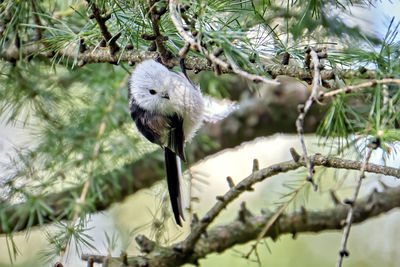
[149,89,157,95]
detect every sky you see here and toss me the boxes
[355,1,400,40]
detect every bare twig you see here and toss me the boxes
[296,48,321,190]
[168,0,279,85]
[178,42,191,59]
[81,254,108,263]
[336,146,373,267]
[318,78,400,100]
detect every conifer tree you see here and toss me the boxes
[0,1,399,266]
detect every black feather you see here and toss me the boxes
[165,148,184,226]
[167,114,186,161]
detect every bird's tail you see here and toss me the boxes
[164,148,185,226]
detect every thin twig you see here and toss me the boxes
[246,180,307,259]
[59,89,120,263]
[336,146,373,267]
[168,0,279,85]
[319,78,400,100]
[295,48,321,190]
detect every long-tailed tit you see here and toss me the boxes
[128,60,204,226]
[128,60,236,226]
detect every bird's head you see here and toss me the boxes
[129,60,178,115]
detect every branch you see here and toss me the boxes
[179,150,400,254]
[0,43,375,83]
[337,146,373,267]
[82,182,400,267]
[85,0,119,55]
[318,78,400,100]
[147,0,170,65]
[295,47,321,190]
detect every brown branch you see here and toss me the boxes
[281,51,290,65]
[337,146,373,267]
[82,183,400,267]
[0,43,376,83]
[318,78,400,100]
[85,0,119,55]
[147,0,170,65]
[177,151,400,254]
[295,48,321,190]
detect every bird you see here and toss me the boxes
[128,59,205,226]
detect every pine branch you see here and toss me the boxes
[81,183,400,267]
[0,43,376,82]
[59,88,120,263]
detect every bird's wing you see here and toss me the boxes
[130,98,170,146]
[166,114,186,162]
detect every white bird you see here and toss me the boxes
[128,60,235,226]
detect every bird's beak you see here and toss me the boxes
[161,93,170,100]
